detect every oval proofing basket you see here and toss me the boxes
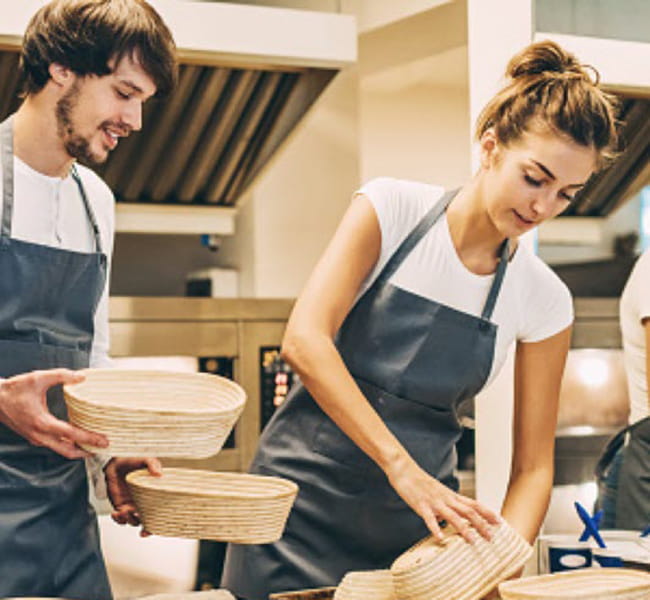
[126,468,299,543]
[390,521,533,600]
[498,568,650,600]
[63,369,246,458]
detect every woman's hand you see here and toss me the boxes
[385,453,500,543]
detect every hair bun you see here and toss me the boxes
[475,39,618,167]
[507,39,589,81]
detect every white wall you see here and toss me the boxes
[360,82,470,187]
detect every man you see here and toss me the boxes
[0,2,177,599]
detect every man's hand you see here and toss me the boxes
[0,369,109,458]
[105,457,162,536]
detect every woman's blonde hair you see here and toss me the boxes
[475,40,620,167]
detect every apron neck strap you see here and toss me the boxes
[0,117,15,240]
[70,165,103,254]
[375,188,457,286]
[480,238,510,321]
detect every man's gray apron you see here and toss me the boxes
[596,416,650,530]
[0,117,112,600]
[222,190,510,600]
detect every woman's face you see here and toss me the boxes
[479,127,598,239]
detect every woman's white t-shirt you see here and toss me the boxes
[356,177,573,386]
[619,249,650,424]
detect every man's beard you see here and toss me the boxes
[55,81,105,166]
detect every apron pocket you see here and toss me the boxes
[311,416,376,470]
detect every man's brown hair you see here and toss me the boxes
[20,0,177,97]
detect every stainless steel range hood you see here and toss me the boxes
[0,0,356,209]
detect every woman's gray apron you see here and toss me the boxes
[0,117,112,600]
[596,416,650,530]
[222,190,510,600]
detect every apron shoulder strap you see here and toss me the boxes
[480,238,510,321]
[374,188,457,286]
[595,425,629,479]
[70,165,104,255]
[0,117,15,240]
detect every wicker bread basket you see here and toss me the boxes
[498,568,650,600]
[126,468,298,543]
[63,369,246,457]
[334,570,395,600]
[390,520,533,600]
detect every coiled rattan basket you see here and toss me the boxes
[126,468,299,543]
[498,568,650,600]
[390,520,533,600]
[334,570,395,600]
[63,369,246,457]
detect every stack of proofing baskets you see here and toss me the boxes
[64,369,298,544]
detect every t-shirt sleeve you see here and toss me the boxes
[355,177,408,257]
[355,177,443,265]
[518,258,574,343]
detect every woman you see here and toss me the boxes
[596,249,650,530]
[222,40,620,599]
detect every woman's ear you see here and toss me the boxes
[479,128,499,169]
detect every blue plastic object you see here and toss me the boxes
[574,501,607,549]
[578,509,603,542]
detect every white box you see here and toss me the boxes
[186,268,239,298]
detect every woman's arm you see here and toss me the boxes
[282,194,498,542]
[501,326,571,543]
